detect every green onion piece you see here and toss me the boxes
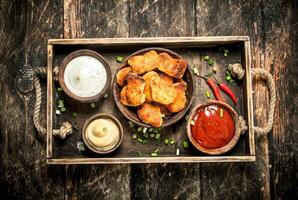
[182,140,189,148]
[132,133,137,139]
[150,152,158,157]
[150,133,155,138]
[143,132,149,138]
[72,112,77,118]
[190,120,195,125]
[224,49,229,53]
[176,148,180,156]
[170,140,175,145]
[55,110,61,115]
[142,139,147,144]
[224,52,228,57]
[208,59,214,66]
[155,133,161,140]
[154,149,159,153]
[116,56,123,63]
[206,91,211,98]
[60,107,66,112]
[137,138,143,143]
[137,151,142,156]
[142,127,148,133]
[153,128,159,133]
[226,76,232,81]
[193,67,199,74]
[164,138,169,145]
[185,114,189,121]
[128,121,135,128]
[90,102,96,109]
[137,127,143,132]
[220,108,224,117]
[57,87,63,92]
[57,99,64,108]
[203,55,210,61]
[148,128,154,132]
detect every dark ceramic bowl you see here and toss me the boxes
[113,47,195,128]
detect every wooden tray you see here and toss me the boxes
[46,36,255,164]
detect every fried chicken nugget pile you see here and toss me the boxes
[117,50,188,127]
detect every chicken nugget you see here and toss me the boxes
[128,50,159,74]
[116,67,132,87]
[120,73,146,106]
[142,71,159,102]
[166,82,187,113]
[157,52,187,78]
[151,77,177,105]
[137,103,163,127]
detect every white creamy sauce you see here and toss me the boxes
[64,56,107,97]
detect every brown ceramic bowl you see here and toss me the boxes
[186,100,241,155]
[82,113,123,154]
[59,49,112,103]
[113,47,195,128]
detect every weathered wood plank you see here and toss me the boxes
[262,0,298,199]
[129,0,201,199]
[0,0,65,199]
[62,0,131,199]
[196,0,271,199]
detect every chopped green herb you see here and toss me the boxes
[132,133,137,139]
[203,55,210,61]
[193,67,198,75]
[154,149,159,153]
[128,121,135,128]
[137,138,143,144]
[224,49,229,53]
[148,128,154,132]
[143,132,149,138]
[206,91,211,98]
[142,127,148,133]
[155,133,161,140]
[76,141,85,151]
[182,140,189,148]
[164,138,169,145]
[72,112,78,118]
[207,59,214,66]
[190,120,195,125]
[102,127,107,132]
[137,127,143,132]
[153,128,159,133]
[60,107,66,112]
[137,151,142,156]
[116,56,123,63]
[142,139,148,144]
[176,148,180,156]
[185,114,189,121]
[55,110,61,115]
[220,108,224,117]
[149,133,155,138]
[57,87,63,92]
[57,99,64,108]
[90,102,96,109]
[224,52,228,57]
[170,140,175,145]
[151,152,158,157]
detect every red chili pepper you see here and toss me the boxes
[218,83,238,104]
[212,74,238,104]
[206,78,223,101]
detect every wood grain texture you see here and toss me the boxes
[0,0,65,199]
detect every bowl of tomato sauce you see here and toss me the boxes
[187,100,241,155]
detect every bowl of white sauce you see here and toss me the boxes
[58,50,111,103]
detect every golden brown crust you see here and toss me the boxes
[116,67,132,87]
[142,71,159,102]
[151,77,177,105]
[157,52,187,78]
[158,72,173,84]
[128,50,159,74]
[166,82,187,113]
[137,103,163,127]
[120,73,146,107]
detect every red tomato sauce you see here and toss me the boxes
[191,104,235,149]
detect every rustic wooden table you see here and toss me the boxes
[0,0,297,199]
